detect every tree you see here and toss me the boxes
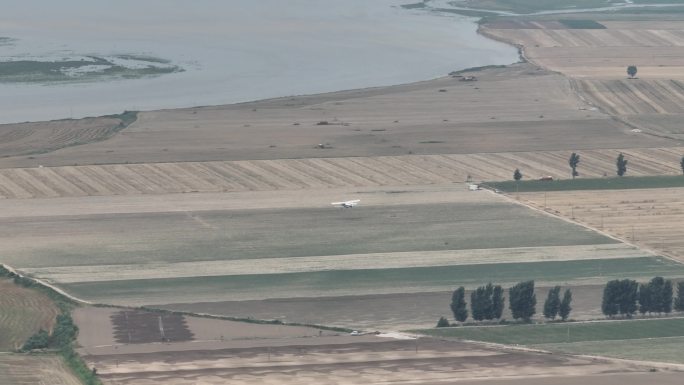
[616,153,628,177]
[627,65,637,79]
[640,277,673,315]
[470,283,504,321]
[543,286,561,320]
[675,282,684,312]
[568,153,580,179]
[509,280,536,321]
[470,285,490,321]
[680,156,684,175]
[21,329,50,351]
[492,285,505,319]
[514,168,523,181]
[602,280,620,317]
[436,316,450,327]
[450,287,468,322]
[559,289,572,321]
[603,279,638,318]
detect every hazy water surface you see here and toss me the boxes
[0,0,518,123]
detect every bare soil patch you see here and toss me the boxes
[80,337,660,385]
[111,310,193,344]
[0,64,666,168]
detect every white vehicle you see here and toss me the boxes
[350,330,360,336]
[331,199,360,208]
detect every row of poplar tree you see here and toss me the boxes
[443,280,572,325]
[602,277,684,317]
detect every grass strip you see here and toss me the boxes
[485,175,684,193]
[414,317,684,345]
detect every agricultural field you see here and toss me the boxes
[0,112,135,158]
[72,306,669,385]
[482,20,684,78]
[0,354,81,385]
[517,187,684,262]
[4,184,678,330]
[0,63,672,169]
[0,146,682,199]
[417,317,684,364]
[0,279,60,351]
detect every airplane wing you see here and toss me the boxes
[331,199,360,207]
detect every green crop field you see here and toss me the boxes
[486,175,684,193]
[536,336,684,364]
[415,317,684,345]
[60,256,684,305]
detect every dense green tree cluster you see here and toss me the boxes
[639,277,673,315]
[471,283,504,321]
[509,280,536,321]
[603,277,677,318]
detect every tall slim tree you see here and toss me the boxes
[471,286,489,321]
[680,156,684,175]
[617,153,628,177]
[559,289,572,321]
[627,65,637,79]
[619,279,639,318]
[602,280,620,317]
[543,286,561,320]
[674,282,684,312]
[509,280,536,321]
[568,153,580,179]
[450,287,468,322]
[514,168,523,181]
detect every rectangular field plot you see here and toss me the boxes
[60,256,684,305]
[417,317,684,345]
[536,336,684,364]
[518,188,684,262]
[5,202,615,269]
[111,310,193,344]
[0,354,81,385]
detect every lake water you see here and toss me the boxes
[0,0,518,124]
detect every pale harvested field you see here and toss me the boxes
[517,187,684,262]
[0,354,81,385]
[1,146,684,199]
[80,337,664,385]
[483,22,684,78]
[0,279,60,351]
[0,64,669,169]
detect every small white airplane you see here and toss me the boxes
[331,199,360,208]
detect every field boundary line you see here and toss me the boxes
[0,263,92,305]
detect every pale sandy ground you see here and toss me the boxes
[0,64,671,169]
